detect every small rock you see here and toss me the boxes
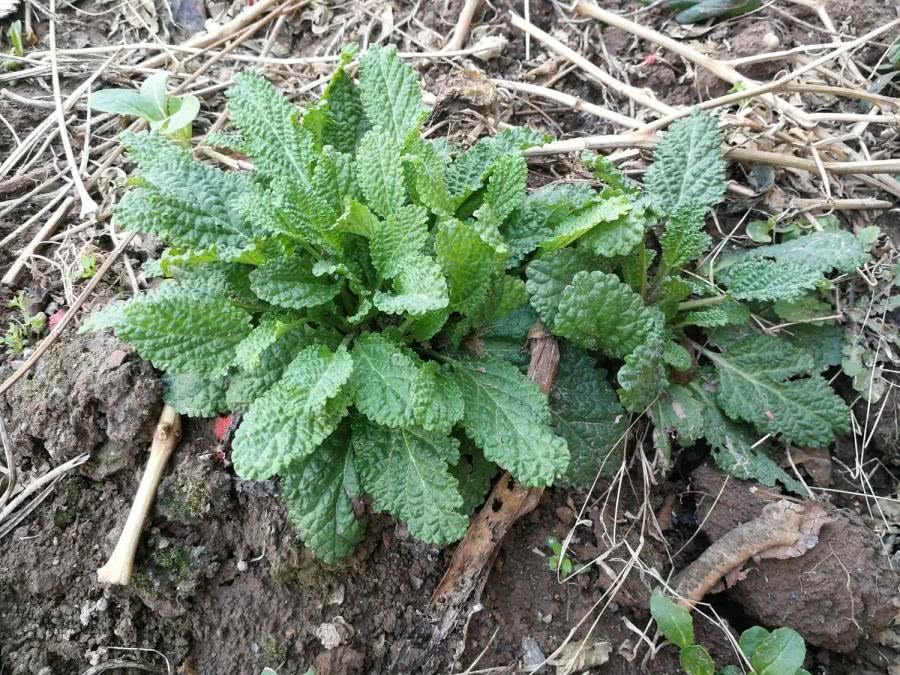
[555,506,575,525]
[316,616,354,650]
[542,614,553,625]
[521,637,545,669]
[236,560,248,573]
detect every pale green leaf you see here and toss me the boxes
[650,591,694,650]
[540,193,632,252]
[162,370,228,417]
[373,255,449,316]
[249,256,341,309]
[349,333,426,428]
[525,248,600,327]
[370,204,429,279]
[435,218,506,315]
[358,45,427,142]
[356,128,407,218]
[750,627,806,675]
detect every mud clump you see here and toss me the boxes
[0,332,161,475]
[691,464,899,653]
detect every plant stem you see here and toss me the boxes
[396,315,415,339]
[677,295,730,312]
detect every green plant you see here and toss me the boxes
[77,254,98,279]
[545,536,573,576]
[663,0,761,24]
[651,591,809,675]
[525,110,864,493]
[85,43,860,562]
[1,20,24,72]
[2,292,46,354]
[90,72,200,140]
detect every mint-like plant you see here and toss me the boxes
[86,43,861,562]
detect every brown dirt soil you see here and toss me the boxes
[691,464,900,665]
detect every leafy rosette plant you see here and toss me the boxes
[86,43,864,562]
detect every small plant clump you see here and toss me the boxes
[651,591,810,675]
[87,44,865,562]
[3,291,46,355]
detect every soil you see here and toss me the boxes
[1,0,899,673]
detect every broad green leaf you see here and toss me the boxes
[739,626,770,660]
[115,287,251,374]
[476,154,528,225]
[118,133,255,254]
[450,443,497,515]
[718,258,823,302]
[249,256,341,309]
[773,294,832,323]
[742,230,867,274]
[370,204,429,279]
[373,255,449,316]
[663,340,693,371]
[680,645,714,675]
[90,88,162,120]
[750,627,806,675]
[554,270,662,358]
[650,591,694,650]
[525,248,600,327]
[406,138,454,216]
[358,45,427,142]
[435,218,506,315]
[451,357,569,486]
[160,94,200,136]
[660,206,712,269]
[336,199,379,239]
[349,333,427,428]
[617,324,669,412]
[413,363,464,433]
[140,72,169,118]
[579,197,646,257]
[679,300,750,327]
[353,418,468,545]
[707,334,849,446]
[539,193,632,252]
[227,72,316,186]
[551,347,627,486]
[356,128,406,218]
[476,304,537,367]
[320,63,365,153]
[645,110,726,216]
[282,425,365,563]
[231,345,353,480]
[162,370,228,417]
[233,316,296,370]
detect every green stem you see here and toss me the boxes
[638,243,648,299]
[677,295,730,312]
[396,315,415,339]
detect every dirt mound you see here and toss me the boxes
[691,464,899,654]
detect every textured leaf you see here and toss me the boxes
[435,218,505,315]
[554,270,662,358]
[320,64,365,153]
[578,196,645,257]
[353,419,468,544]
[450,443,497,515]
[249,256,341,309]
[349,333,426,428]
[406,138,454,216]
[740,627,771,662]
[650,591,694,649]
[373,255,449,316]
[663,340,693,371]
[718,258,823,302]
[525,248,600,327]
[282,425,365,563]
[617,324,669,412]
[653,381,804,493]
[118,133,255,254]
[369,204,429,279]
[115,287,251,374]
[476,153,528,225]
[742,230,867,274]
[233,316,293,370]
[451,357,569,486]
[551,347,627,486]
[356,128,407,218]
[707,334,849,446]
[162,370,229,417]
[231,345,353,480]
[414,363,465,433]
[358,45,427,142]
[660,206,712,269]
[679,299,750,327]
[540,193,632,252]
[227,73,315,185]
[645,110,726,216]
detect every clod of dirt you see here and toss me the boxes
[691,464,899,652]
[0,332,161,476]
[728,21,784,79]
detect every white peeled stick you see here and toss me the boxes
[97,404,181,585]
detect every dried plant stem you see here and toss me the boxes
[509,11,678,117]
[98,405,181,585]
[674,500,830,608]
[445,0,484,52]
[490,78,643,129]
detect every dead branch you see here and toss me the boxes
[429,324,559,646]
[674,499,831,608]
[98,404,181,585]
[444,0,484,52]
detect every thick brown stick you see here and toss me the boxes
[430,325,559,639]
[97,404,181,585]
[674,500,830,608]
